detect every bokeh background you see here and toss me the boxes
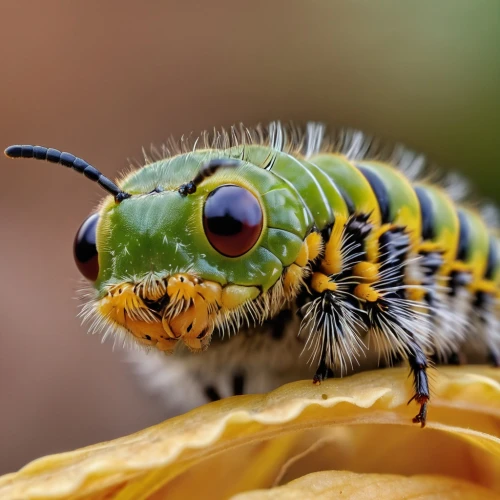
[0,0,499,474]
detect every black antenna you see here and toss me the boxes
[178,158,241,196]
[4,145,130,202]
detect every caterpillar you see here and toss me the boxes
[5,122,499,427]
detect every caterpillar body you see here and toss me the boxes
[5,122,500,426]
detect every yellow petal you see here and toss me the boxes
[232,470,500,500]
[0,367,498,499]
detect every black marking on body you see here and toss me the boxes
[338,186,356,214]
[456,210,471,262]
[415,186,436,241]
[378,228,410,289]
[345,213,372,248]
[449,271,472,297]
[320,224,333,245]
[419,251,444,314]
[357,166,391,224]
[420,252,443,277]
[485,236,499,280]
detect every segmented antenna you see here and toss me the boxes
[4,145,130,202]
[178,158,241,196]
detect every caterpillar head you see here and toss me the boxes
[6,144,318,352]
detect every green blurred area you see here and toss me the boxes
[0,0,499,475]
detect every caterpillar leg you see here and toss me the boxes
[430,351,465,366]
[312,364,334,385]
[474,291,500,367]
[310,320,336,384]
[312,344,335,384]
[232,371,246,395]
[445,351,464,365]
[204,386,222,402]
[302,287,365,384]
[204,372,246,401]
[488,349,500,367]
[407,343,430,427]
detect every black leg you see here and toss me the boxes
[232,372,245,396]
[313,335,334,384]
[488,349,500,367]
[407,342,430,427]
[446,351,464,366]
[204,385,222,402]
[312,363,334,384]
[430,351,464,366]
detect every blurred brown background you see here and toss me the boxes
[0,0,499,474]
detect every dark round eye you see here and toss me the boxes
[74,213,100,281]
[203,185,263,257]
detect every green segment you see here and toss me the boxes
[459,208,490,279]
[260,228,304,267]
[242,146,325,229]
[310,154,379,218]
[299,159,349,226]
[358,161,420,225]
[270,154,331,229]
[120,154,201,193]
[261,189,310,238]
[415,183,459,263]
[417,185,458,243]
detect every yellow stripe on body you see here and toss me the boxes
[310,154,382,265]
